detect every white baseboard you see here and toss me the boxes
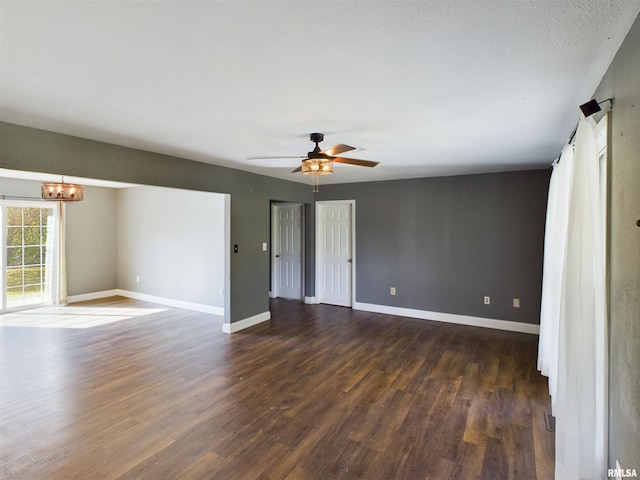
[353,302,540,335]
[68,289,224,316]
[304,296,318,304]
[67,290,120,303]
[222,311,271,334]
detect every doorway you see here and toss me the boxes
[271,203,304,300]
[0,202,56,311]
[315,200,355,307]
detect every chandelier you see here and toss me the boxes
[41,178,84,202]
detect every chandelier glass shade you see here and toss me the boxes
[301,159,333,175]
[301,159,333,192]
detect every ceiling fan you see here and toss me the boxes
[248,133,379,191]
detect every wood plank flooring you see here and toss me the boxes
[0,297,554,479]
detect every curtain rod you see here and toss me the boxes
[567,98,613,145]
[0,195,44,201]
[555,98,613,166]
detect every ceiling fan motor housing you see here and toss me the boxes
[308,132,327,158]
[310,132,324,143]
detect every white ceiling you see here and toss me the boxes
[1,1,639,186]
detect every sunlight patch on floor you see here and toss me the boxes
[0,305,168,328]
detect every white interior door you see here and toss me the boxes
[316,201,353,307]
[272,203,303,300]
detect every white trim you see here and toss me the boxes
[353,302,540,335]
[67,289,120,303]
[1,205,6,311]
[118,290,224,316]
[68,289,224,316]
[271,204,279,299]
[304,296,318,304]
[223,194,231,324]
[598,114,609,473]
[222,310,271,334]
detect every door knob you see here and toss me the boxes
[275,254,280,258]
[348,258,352,263]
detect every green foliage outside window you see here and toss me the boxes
[4,206,53,307]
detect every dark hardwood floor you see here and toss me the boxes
[0,297,554,479]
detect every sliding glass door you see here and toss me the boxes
[1,203,56,311]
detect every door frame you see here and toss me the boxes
[271,202,305,300]
[315,200,356,307]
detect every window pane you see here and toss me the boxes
[23,208,42,226]
[24,286,45,306]
[6,207,22,226]
[41,225,49,244]
[24,227,42,246]
[24,247,42,265]
[7,287,24,307]
[6,227,22,247]
[6,267,24,287]
[6,247,23,267]
[24,265,43,285]
[24,283,42,296]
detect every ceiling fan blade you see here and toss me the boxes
[246,155,306,160]
[333,157,380,168]
[291,166,302,173]
[321,143,356,156]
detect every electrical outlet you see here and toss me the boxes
[484,296,490,305]
[390,287,396,295]
[136,276,140,283]
[513,298,520,308]
[262,242,267,251]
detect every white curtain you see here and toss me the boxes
[538,116,607,479]
[52,201,67,305]
[538,143,574,407]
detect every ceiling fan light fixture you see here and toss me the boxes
[248,132,377,192]
[301,159,333,175]
[301,158,333,193]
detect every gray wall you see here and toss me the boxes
[66,185,118,295]
[117,186,225,308]
[0,121,314,323]
[317,169,550,324]
[593,12,640,470]
[0,124,549,326]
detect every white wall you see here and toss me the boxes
[117,186,225,309]
[0,177,46,199]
